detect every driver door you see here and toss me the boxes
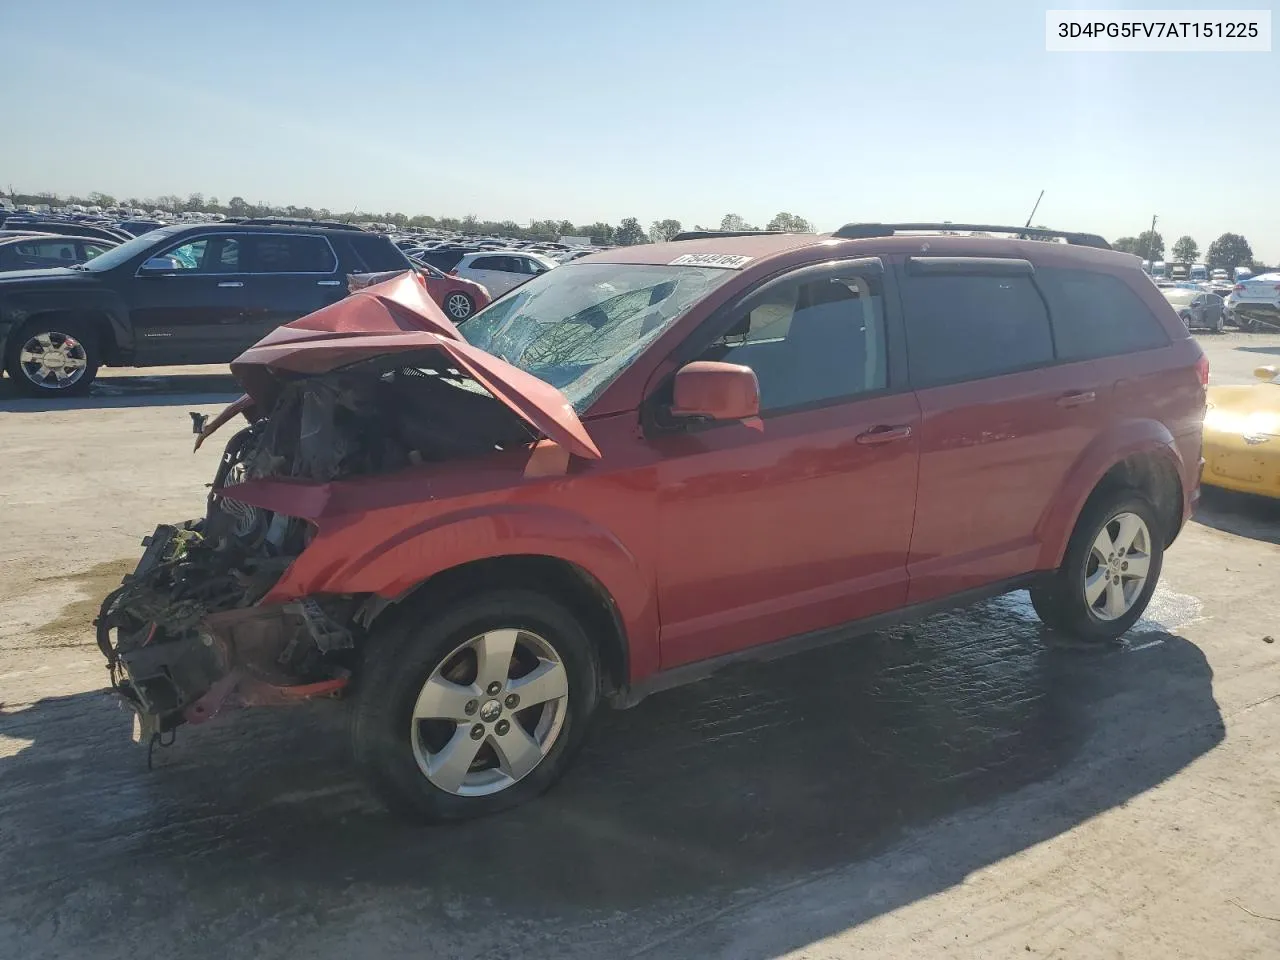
[125,234,248,364]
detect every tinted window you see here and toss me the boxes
[471,255,509,271]
[700,272,887,412]
[250,234,336,273]
[1037,268,1168,361]
[344,233,411,272]
[420,250,466,271]
[901,274,1053,386]
[81,242,113,260]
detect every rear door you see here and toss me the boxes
[467,255,521,295]
[899,257,1110,603]
[237,232,344,349]
[652,259,922,667]
[125,233,248,363]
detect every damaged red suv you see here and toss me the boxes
[98,223,1207,821]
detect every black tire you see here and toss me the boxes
[1237,316,1257,332]
[4,317,100,396]
[443,291,475,321]
[351,588,600,822]
[1030,490,1165,643]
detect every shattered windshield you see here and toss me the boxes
[458,262,736,411]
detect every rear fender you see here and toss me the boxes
[265,503,660,681]
[1036,419,1185,569]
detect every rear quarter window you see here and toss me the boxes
[1036,267,1170,361]
[342,233,412,273]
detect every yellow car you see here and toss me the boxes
[1202,364,1280,498]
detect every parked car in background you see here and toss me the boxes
[1202,363,1280,498]
[99,222,1205,822]
[451,250,558,297]
[350,263,492,320]
[0,219,131,243]
[414,260,492,319]
[0,221,411,395]
[1161,287,1225,332]
[1226,273,1280,331]
[0,234,118,271]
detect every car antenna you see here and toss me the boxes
[1023,189,1045,230]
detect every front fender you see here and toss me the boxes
[1035,418,1184,569]
[0,286,133,358]
[265,503,661,680]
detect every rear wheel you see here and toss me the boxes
[4,318,100,396]
[444,291,475,320]
[351,589,600,821]
[1030,491,1164,643]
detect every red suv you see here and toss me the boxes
[99,223,1207,821]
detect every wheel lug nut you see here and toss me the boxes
[470,724,485,740]
[504,694,519,709]
[495,719,510,736]
[1121,561,1128,571]
[464,700,478,715]
[486,681,502,696]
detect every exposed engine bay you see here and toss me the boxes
[97,356,537,742]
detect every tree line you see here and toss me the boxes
[1112,230,1261,272]
[1,189,812,247]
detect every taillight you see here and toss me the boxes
[1234,284,1245,293]
[1195,353,1210,389]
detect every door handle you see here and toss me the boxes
[217,281,243,288]
[1056,390,1096,408]
[317,280,342,287]
[856,424,913,445]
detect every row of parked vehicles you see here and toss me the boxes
[1144,261,1279,333]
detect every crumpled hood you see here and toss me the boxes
[229,271,601,461]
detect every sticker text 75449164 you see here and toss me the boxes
[668,253,754,269]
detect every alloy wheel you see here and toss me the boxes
[17,331,88,389]
[445,293,473,320]
[1084,511,1152,621]
[409,628,569,797]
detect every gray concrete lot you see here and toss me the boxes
[2,338,1279,959]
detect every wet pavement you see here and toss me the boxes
[2,346,1278,958]
[0,586,1227,959]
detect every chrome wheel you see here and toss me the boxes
[445,292,473,320]
[409,628,569,797]
[17,331,88,389]
[1085,512,1152,621]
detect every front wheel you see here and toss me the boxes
[4,319,100,396]
[351,589,600,821]
[1030,491,1164,643]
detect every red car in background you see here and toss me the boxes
[348,263,491,320]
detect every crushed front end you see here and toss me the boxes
[95,417,360,741]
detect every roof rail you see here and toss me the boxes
[671,229,785,242]
[237,217,366,232]
[831,222,1111,250]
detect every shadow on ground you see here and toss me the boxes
[1237,343,1280,357]
[0,371,240,412]
[0,598,1222,959]
[1193,487,1280,545]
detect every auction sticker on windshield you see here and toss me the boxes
[668,253,754,269]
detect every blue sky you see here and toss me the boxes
[3,1,1277,258]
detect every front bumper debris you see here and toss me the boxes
[97,523,355,740]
